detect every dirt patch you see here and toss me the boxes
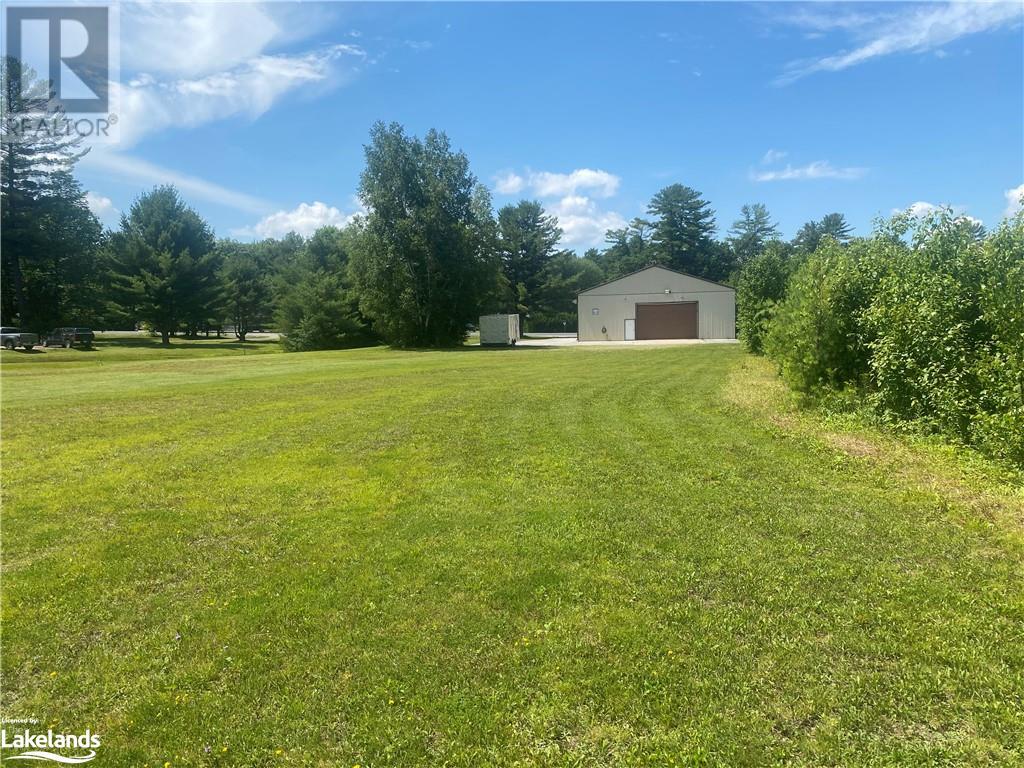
[825,433,879,458]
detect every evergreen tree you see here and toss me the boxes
[276,225,374,350]
[794,213,853,253]
[599,218,654,278]
[793,220,822,253]
[818,212,853,244]
[727,203,780,266]
[218,241,272,341]
[495,200,561,328]
[646,184,718,277]
[1,57,99,329]
[107,186,218,344]
[531,252,604,332]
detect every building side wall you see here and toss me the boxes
[578,291,735,341]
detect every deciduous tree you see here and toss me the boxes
[350,122,500,347]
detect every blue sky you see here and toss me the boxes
[73,1,1023,250]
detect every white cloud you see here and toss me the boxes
[493,168,621,199]
[115,45,364,146]
[82,151,272,214]
[1005,183,1024,218]
[776,2,1022,84]
[548,195,626,250]
[761,149,787,165]
[234,201,364,239]
[120,2,336,78]
[899,201,942,218]
[85,192,118,221]
[529,169,620,198]
[752,160,867,182]
[491,167,625,247]
[892,201,983,227]
[493,171,525,195]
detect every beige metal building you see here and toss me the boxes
[577,265,736,341]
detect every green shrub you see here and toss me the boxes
[973,214,1024,464]
[735,241,797,355]
[862,211,988,441]
[764,237,885,393]
[764,209,1024,468]
[277,271,374,352]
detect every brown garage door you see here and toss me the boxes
[635,302,698,339]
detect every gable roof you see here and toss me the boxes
[576,264,734,295]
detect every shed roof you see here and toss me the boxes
[577,265,734,295]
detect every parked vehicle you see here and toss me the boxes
[0,327,39,350]
[43,327,95,348]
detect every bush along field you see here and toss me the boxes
[2,343,1023,766]
[739,210,1024,469]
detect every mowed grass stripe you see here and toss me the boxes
[2,345,1022,766]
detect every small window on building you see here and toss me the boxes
[591,308,600,315]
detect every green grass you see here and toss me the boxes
[2,342,1022,766]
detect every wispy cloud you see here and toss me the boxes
[761,149,787,165]
[233,200,365,239]
[115,45,364,147]
[121,2,335,78]
[82,151,272,214]
[105,3,366,148]
[751,160,867,182]
[775,2,1022,85]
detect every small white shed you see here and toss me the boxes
[479,314,521,346]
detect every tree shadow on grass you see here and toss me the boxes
[95,338,279,352]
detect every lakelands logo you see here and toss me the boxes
[1,728,101,763]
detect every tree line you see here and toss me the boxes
[2,61,858,350]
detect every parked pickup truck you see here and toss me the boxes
[1,326,39,350]
[44,327,95,348]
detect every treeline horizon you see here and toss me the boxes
[5,57,904,348]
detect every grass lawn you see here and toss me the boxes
[2,341,1022,766]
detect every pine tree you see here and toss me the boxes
[647,184,718,277]
[495,200,561,327]
[1,57,97,328]
[818,212,853,244]
[108,186,218,344]
[727,203,780,266]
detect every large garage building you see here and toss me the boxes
[577,265,736,341]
